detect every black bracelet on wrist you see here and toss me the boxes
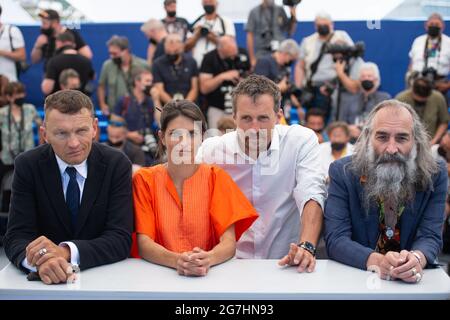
[298,241,316,257]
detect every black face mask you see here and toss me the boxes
[40,27,54,37]
[13,98,25,107]
[203,5,216,15]
[349,137,358,145]
[112,57,122,67]
[167,11,177,18]
[331,142,347,152]
[427,26,441,38]
[438,146,448,159]
[361,80,375,91]
[284,60,294,68]
[317,25,330,36]
[149,38,158,46]
[167,53,180,64]
[107,140,125,148]
[143,85,153,96]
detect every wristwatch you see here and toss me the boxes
[298,241,317,257]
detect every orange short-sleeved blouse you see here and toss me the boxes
[132,164,258,255]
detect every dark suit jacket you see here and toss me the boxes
[324,156,447,270]
[4,142,133,272]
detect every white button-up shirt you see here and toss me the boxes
[198,124,327,259]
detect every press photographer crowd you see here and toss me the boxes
[0,0,450,285]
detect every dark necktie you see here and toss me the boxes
[65,167,80,230]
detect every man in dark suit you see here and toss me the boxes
[325,99,447,284]
[4,90,133,285]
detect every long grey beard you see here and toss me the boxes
[364,144,418,210]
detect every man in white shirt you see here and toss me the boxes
[198,75,327,273]
[408,13,450,94]
[0,5,26,81]
[295,12,357,121]
[185,0,236,67]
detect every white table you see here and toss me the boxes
[0,259,449,300]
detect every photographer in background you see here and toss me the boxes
[295,12,355,121]
[246,0,298,68]
[162,0,190,41]
[407,13,450,95]
[41,31,95,96]
[152,33,199,105]
[199,36,250,128]
[396,77,449,145]
[337,62,391,125]
[254,39,301,121]
[0,5,27,82]
[185,0,235,67]
[141,19,168,67]
[31,9,92,68]
[113,69,161,166]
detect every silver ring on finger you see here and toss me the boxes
[411,268,417,277]
[38,248,47,257]
[415,273,422,283]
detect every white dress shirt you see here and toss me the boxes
[198,124,327,259]
[22,155,87,271]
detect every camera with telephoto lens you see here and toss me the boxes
[422,67,438,83]
[325,41,365,63]
[283,0,302,6]
[142,132,158,155]
[276,68,312,105]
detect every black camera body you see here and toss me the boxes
[224,53,251,78]
[422,67,438,83]
[283,0,302,6]
[326,41,365,62]
[200,26,211,37]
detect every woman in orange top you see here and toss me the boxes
[133,100,258,276]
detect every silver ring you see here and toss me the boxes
[411,268,417,277]
[38,248,47,257]
[415,273,422,283]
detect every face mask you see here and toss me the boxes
[40,27,54,37]
[317,25,330,36]
[349,137,358,145]
[149,38,158,46]
[438,146,447,159]
[108,140,124,148]
[284,60,294,68]
[203,5,216,15]
[112,57,122,66]
[331,142,347,152]
[361,80,375,91]
[143,85,153,96]
[13,97,25,107]
[167,53,180,64]
[167,11,177,18]
[427,26,441,38]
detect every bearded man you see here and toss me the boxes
[324,99,447,284]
